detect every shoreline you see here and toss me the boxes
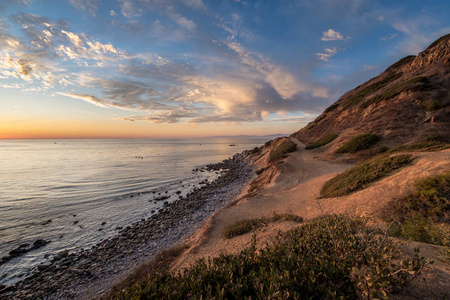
[0,153,255,299]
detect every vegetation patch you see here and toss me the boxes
[366,146,389,157]
[222,213,303,239]
[383,172,450,246]
[321,154,413,197]
[268,140,297,163]
[361,76,430,109]
[389,136,450,153]
[119,215,427,300]
[335,133,380,154]
[305,134,338,150]
[248,146,261,155]
[344,72,402,108]
[385,55,416,72]
[421,99,446,111]
[324,102,340,113]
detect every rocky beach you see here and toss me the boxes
[0,154,254,299]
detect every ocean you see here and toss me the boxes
[0,137,272,285]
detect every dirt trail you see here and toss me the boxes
[172,141,450,274]
[171,138,353,270]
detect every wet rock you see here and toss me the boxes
[37,264,51,272]
[55,250,69,260]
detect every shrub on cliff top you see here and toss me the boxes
[222,213,303,239]
[119,215,426,300]
[268,140,297,163]
[389,135,450,153]
[335,133,380,154]
[321,154,412,197]
[305,134,338,150]
[383,172,450,246]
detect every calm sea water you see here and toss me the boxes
[0,137,273,285]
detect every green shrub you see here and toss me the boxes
[345,72,402,108]
[324,103,340,113]
[421,99,446,111]
[223,213,303,239]
[268,140,297,163]
[335,133,380,154]
[388,216,450,246]
[389,136,449,153]
[385,55,416,72]
[360,76,430,109]
[119,215,426,300]
[366,146,389,157]
[305,134,338,150]
[248,146,261,155]
[383,172,450,246]
[321,154,412,197]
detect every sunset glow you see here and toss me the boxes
[1,0,450,139]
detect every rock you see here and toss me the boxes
[55,250,69,260]
[32,239,50,249]
[101,222,106,225]
[37,264,51,271]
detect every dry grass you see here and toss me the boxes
[222,213,303,239]
[103,244,188,299]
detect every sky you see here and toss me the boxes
[1,0,449,139]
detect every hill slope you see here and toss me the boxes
[292,34,450,156]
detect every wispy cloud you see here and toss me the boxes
[380,33,398,41]
[316,47,338,61]
[68,0,101,16]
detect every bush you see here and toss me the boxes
[421,99,446,111]
[389,136,449,153]
[305,134,338,150]
[119,215,427,300]
[383,172,450,246]
[255,167,267,175]
[248,147,261,155]
[360,76,430,109]
[268,140,297,163]
[223,213,303,239]
[344,72,402,108]
[321,154,412,197]
[335,133,380,154]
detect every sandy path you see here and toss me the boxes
[172,141,450,272]
[172,138,353,270]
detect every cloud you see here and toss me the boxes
[321,29,347,41]
[119,108,201,123]
[316,47,338,61]
[56,92,112,108]
[68,0,100,16]
[118,0,143,18]
[380,33,398,41]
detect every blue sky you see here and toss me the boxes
[1,0,449,138]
